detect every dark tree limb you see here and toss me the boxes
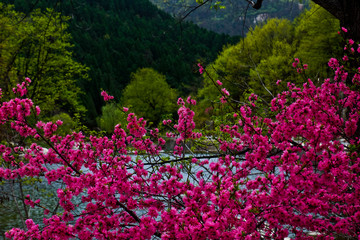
[311,0,343,20]
[244,0,263,9]
[181,0,212,22]
[307,0,360,42]
[253,0,263,10]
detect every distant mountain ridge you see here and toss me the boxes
[150,0,310,36]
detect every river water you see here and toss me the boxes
[0,152,252,239]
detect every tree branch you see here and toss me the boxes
[245,0,263,10]
[311,0,343,20]
[181,0,212,22]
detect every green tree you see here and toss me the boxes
[197,18,295,110]
[294,3,341,79]
[196,4,342,124]
[248,40,295,99]
[122,68,177,125]
[0,4,88,117]
[50,113,76,136]
[97,103,127,134]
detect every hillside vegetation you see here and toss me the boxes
[1,0,238,126]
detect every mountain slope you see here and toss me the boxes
[2,0,238,126]
[150,0,310,36]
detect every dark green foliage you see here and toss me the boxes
[1,0,238,127]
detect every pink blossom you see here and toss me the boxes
[249,93,258,101]
[2,48,360,239]
[221,88,230,96]
[292,58,299,68]
[35,106,41,115]
[12,80,29,97]
[177,97,185,106]
[328,58,339,69]
[197,63,204,74]
[186,96,196,105]
[216,80,223,86]
[352,73,360,85]
[341,27,348,32]
[220,96,227,103]
[100,90,114,101]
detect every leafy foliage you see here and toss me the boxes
[0,3,87,117]
[97,103,128,134]
[122,68,177,125]
[196,18,296,120]
[1,0,239,127]
[196,4,341,125]
[294,3,342,79]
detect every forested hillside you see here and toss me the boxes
[150,0,310,36]
[195,3,341,125]
[1,0,238,126]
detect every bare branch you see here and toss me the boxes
[180,0,212,22]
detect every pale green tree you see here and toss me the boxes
[294,3,341,79]
[248,40,296,100]
[97,104,127,134]
[122,68,177,125]
[197,18,295,110]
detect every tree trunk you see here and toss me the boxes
[312,0,360,42]
[340,1,360,42]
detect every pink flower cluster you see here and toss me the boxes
[100,90,114,101]
[292,58,308,73]
[197,63,204,74]
[2,38,360,239]
[12,78,31,97]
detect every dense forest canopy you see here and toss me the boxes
[1,0,238,126]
